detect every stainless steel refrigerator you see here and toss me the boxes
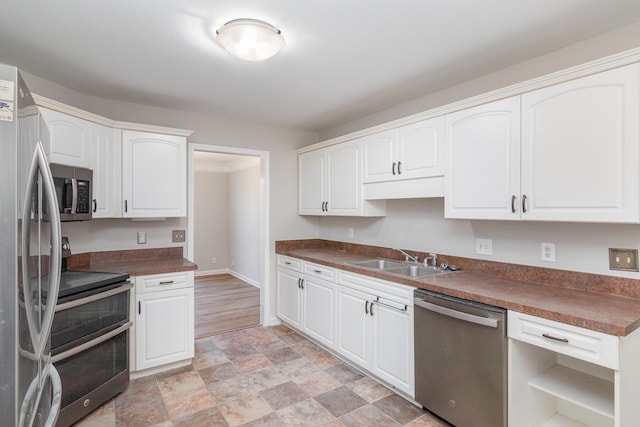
[0,64,62,426]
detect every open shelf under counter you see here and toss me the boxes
[540,413,591,427]
[529,364,614,422]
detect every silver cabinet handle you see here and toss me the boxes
[284,261,292,265]
[93,198,97,213]
[511,195,516,213]
[300,279,304,289]
[313,269,322,274]
[124,199,128,212]
[542,333,569,343]
[51,322,132,364]
[375,297,407,313]
[392,162,397,175]
[414,298,499,328]
[397,161,402,174]
[159,280,175,285]
[522,194,528,213]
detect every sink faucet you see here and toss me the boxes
[393,248,418,263]
[424,252,438,267]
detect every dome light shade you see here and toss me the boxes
[216,19,285,62]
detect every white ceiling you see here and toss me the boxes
[2,1,640,133]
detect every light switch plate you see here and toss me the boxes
[609,248,639,271]
[172,230,185,242]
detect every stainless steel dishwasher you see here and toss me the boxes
[414,289,507,427]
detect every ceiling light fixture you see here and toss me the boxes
[216,18,285,62]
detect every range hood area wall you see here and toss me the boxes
[318,198,640,279]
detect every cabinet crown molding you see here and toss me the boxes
[298,47,640,154]
[32,94,193,137]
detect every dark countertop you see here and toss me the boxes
[67,247,197,277]
[276,242,640,337]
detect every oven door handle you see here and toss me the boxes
[51,321,132,364]
[55,282,133,312]
[414,297,499,328]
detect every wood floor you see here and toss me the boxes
[194,274,260,338]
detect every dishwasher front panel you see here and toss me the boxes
[414,290,507,427]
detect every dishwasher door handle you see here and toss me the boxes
[414,298,499,328]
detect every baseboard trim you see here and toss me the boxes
[229,270,261,289]
[195,268,230,277]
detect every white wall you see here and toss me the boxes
[194,171,230,271]
[319,22,640,140]
[229,164,261,285]
[320,198,640,279]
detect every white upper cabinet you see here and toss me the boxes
[40,107,91,168]
[122,130,187,218]
[362,118,445,199]
[298,140,386,216]
[445,63,640,223]
[445,97,521,220]
[364,117,444,183]
[90,124,122,218]
[521,64,639,223]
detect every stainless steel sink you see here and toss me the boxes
[384,264,445,278]
[349,259,451,278]
[350,259,407,270]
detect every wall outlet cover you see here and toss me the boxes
[137,231,147,244]
[476,238,493,255]
[541,242,556,262]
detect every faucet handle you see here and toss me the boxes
[423,252,438,267]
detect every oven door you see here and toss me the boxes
[52,281,132,348]
[51,324,131,427]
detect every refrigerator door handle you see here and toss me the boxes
[18,362,62,427]
[21,142,62,359]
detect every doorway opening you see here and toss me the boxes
[187,144,270,337]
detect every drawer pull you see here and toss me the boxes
[284,261,292,265]
[542,333,569,343]
[159,280,175,285]
[313,269,322,274]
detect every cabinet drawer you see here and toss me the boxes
[508,311,618,369]
[135,271,194,294]
[277,255,303,272]
[303,261,336,282]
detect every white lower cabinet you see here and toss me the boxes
[276,256,415,397]
[276,257,336,347]
[337,272,414,396]
[133,271,195,372]
[508,311,640,427]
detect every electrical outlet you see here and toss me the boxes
[348,228,354,239]
[609,248,639,272]
[541,242,556,262]
[212,258,217,265]
[172,230,185,242]
[476,238,493,255]
[137,231,147,244]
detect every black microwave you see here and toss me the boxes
[49,163,93,221]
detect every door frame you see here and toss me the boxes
[187,143,270,326]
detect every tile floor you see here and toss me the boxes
[75,325,450,426]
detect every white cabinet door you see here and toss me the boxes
[362,129,397,183]
[445,97,521,220]
[40,108,91,168]
[398,117,444,180]
[326,140,361,215]
[301,276,336,348]
[276,268,302,328]
[90,124,122,218]
[298,149,325,215]
[335,285,371,368]
[521,64,640,223]
[370,301,414,395]
[122,130,186,217]
[135,287,194,371]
